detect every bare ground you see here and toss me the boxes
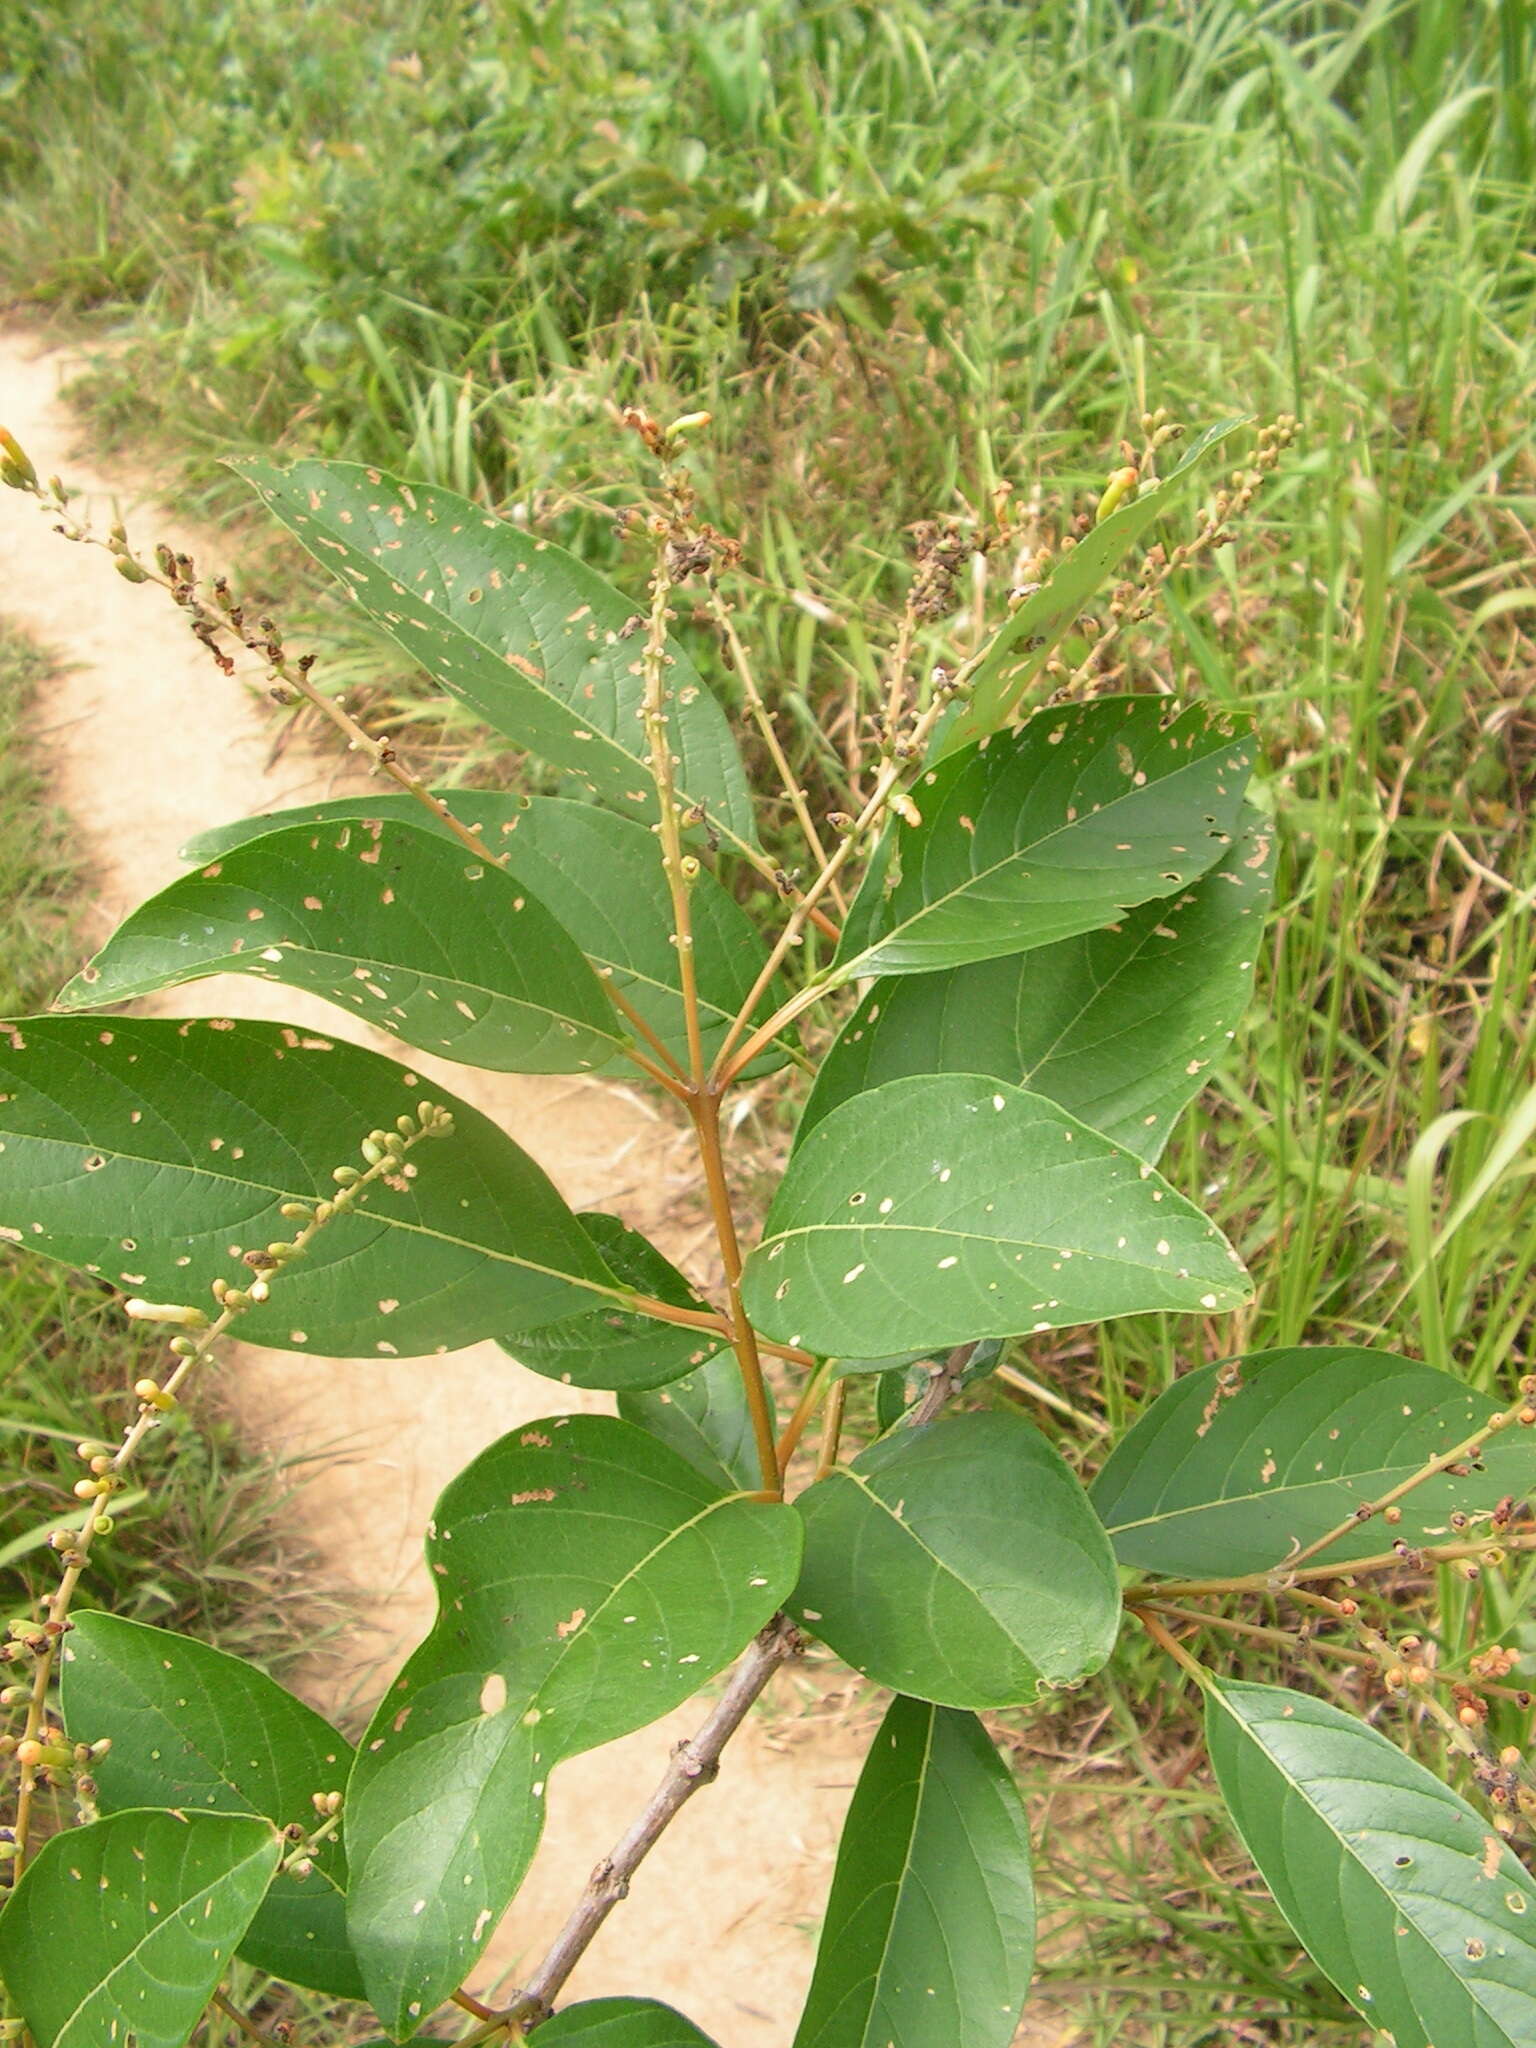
[0,326,1072,2045]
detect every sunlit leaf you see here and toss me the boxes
[830,698,1253,985]
[0,1809,278,2048]
[59,816,625,1076]
[345,1415,801,2032]
[743,1074,1250,1357]
[539,1997,722,2046]
[793,1694,1035,2048]
[60,1613,360,1997]
[1209,1678,1536,2046]
[179,792,791,1076]
[233,458,757,846]
[0,1016,617,1356]
[803,812,1272,1159]
[793,1411,1119,1707]
[1092,1347,1536,1578]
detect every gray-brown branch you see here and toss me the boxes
[508,1612,803,2028]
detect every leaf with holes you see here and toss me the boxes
[830,698,1253,985]
[802,812,1272,1158]
[792,1411,1119,1707]
[58,817,625,1077]
[793,1694,1035,2048]
[1208,1678,1536,2046]
[936,417,1249,757]
[743,1074,1249,1358]
[538,1999,723,2046]
[179,792,791,1076]
[344,1414,801,2033]
[0,1016,618,1356]
[59,1612,361,1997]
[1091,1347,1536,1578]
[233,459,757,847]
[618,1351,763,1493]
[503,1213,721,1391]
[0,1809,279,2048]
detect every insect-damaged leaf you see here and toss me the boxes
[0,1809,279,2048]
[743,1074,1249,1358]
[829,697,1253,985]
[0,1015,617,1356]
[503,1212,722,1392]
[344,1415,801,2034]
[179,791,792,1077]
[61,1613,361,1997]
[792,1411,1119,1708]
[233,458,757,848]
[802,811,1273,1160]
[59,817,625,1077]
[1091,1346,1536,1578]
[793,1694,1035,2048]
[619,1351,764,1494]
[935,417,1249,757]
[1208,1678,1536,2047]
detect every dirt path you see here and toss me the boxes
[0,326,897,2043]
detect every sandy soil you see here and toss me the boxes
[0,326,1070,2045]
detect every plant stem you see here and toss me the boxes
[208,1990,285,2047]
[1133,1607,1212,1685]
[776,1358,834,1471]
[690,1090,782,1495]
[1127,1529,1535,1604]
[500,1615,803,2031]
[812,1381,847,1481]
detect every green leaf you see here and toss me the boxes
[503,1213,721,1391]
[1207,1678,1536,2047]
[831,698,1253,984]
[793,1694,1035,2048]
[792,1411,1119,1708]
[0,1015,618,1356]
[178,792,790,1077]
[1091,1347,1536,1578]
[618,1351,762,1492]
[58,817,626,1077]
[0,1809,279,2048]
[233,459,757,847]
[345,1414,801,2033]
[743,1074,1250,1357]
[802,812,1273,1159]
[59,1613,361,1997]
[937,418,1250,756]
[538,1998,722,2046]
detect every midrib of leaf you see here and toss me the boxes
[1105,1461,1459,1541]
[59,1833,275,2037]
[862,1706,940,2041]
[766,1218,1217,1281]
[1211,1690,1528,2036]
[15,1131,625,1306]
[838,741,1238,978]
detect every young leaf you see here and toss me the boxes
[801,813,1273,1159]
[0,1808,280,2048]
[179,792,791,1076]
[743,1074,1250,1357]
[829,697,1253,985]
[618,1351,762,1493]
[503,1213,721,1391]
[1207,1678,1536,2046]
[60,1612,361,1997]
[793,1695,1035,2048]
[792,1411,1119,1708]
[538,1998,722,2046]
[1090,1347,1536,1578]
[344,1414,801,2034]
[0,1015,619,1356]
[58,817,628,1076]
[232,459,757,847]
[936,417,1250,756]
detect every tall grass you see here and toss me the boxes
[3,4,1534,2038]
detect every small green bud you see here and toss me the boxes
[0,429,38,488]
[360,1139,385,1166]
[279,1201,314,1221]
[93,1516,114,1536]
[333,1166,362,1186]
[114,555,151,584]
